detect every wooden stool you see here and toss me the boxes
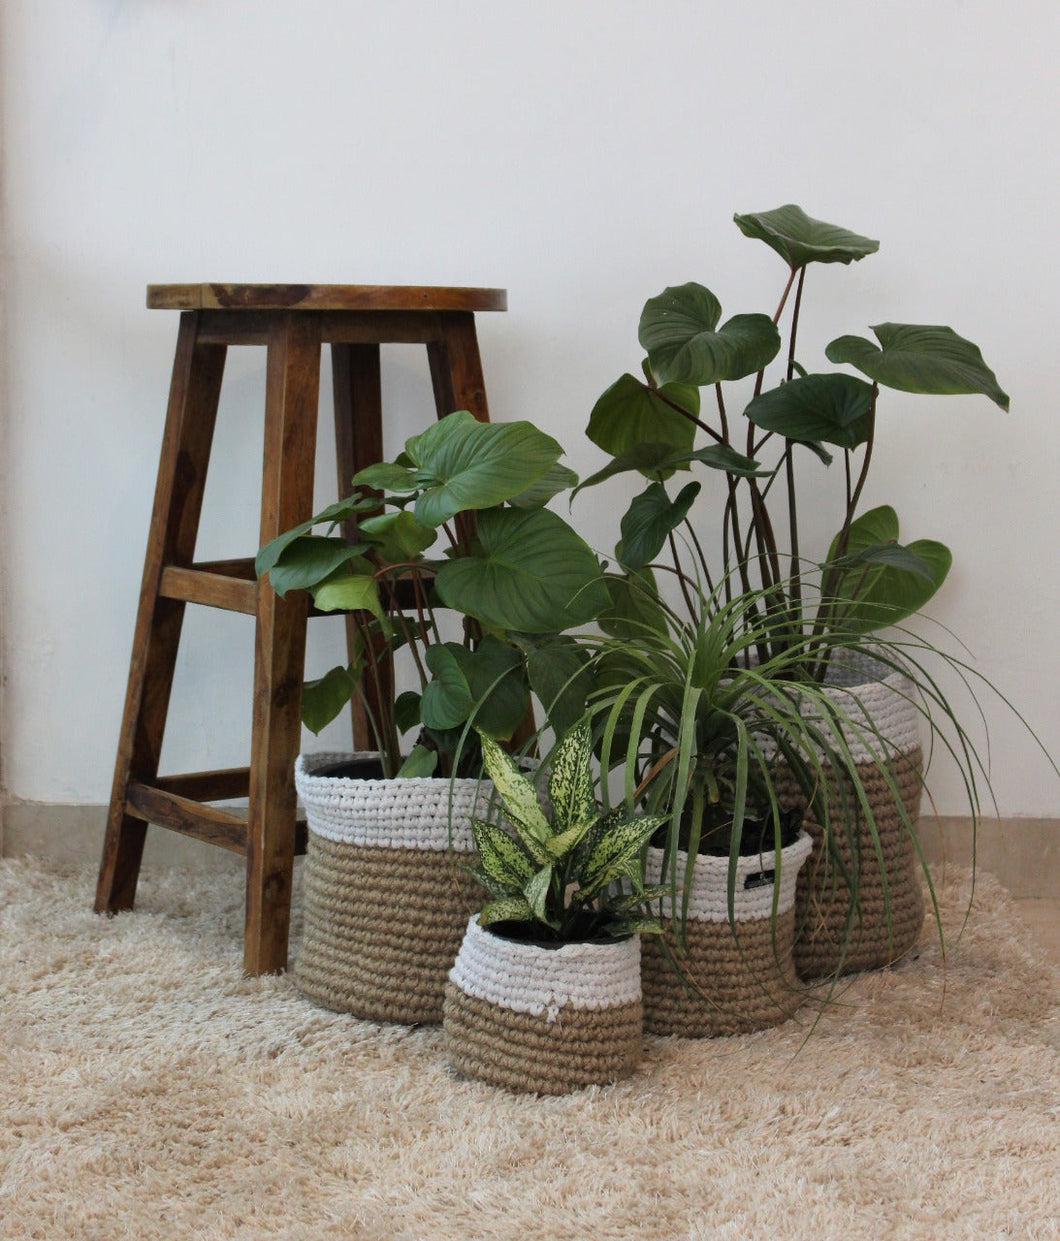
[94,283,507,974]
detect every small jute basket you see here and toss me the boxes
[783,651,926,980]
[443,916,643,1095]
[295,753,487,1025]
[641,832,813,1037]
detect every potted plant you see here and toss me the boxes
[582,578,894,1035]
[443,725,665,1094]
[256,411,607,1023]
[574,204,1010,978]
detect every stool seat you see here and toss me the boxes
[95,282,505,974]
[146,283,508,313]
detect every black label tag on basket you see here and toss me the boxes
[744,869,775,890]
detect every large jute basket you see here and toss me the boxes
[295,753,487,1025]
[443,916,643,1095]
[641,832,813,1037]
[784,651,926,980]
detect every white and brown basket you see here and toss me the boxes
[784,652,926,980]
[641,832,814,1037]
[443,916,643,1094]
[295,753,487,1025]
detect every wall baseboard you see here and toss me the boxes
[2,800,1057,899]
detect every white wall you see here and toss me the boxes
[2,0,1058,816]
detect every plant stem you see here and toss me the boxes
[782,266,808,625]
[666,529,698,621]
[653,383,726,445]
[683,517,715,599]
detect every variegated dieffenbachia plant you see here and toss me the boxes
[470,725,666,942]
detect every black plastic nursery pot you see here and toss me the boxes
[294,753,486,1025]
[443,915,644,1094]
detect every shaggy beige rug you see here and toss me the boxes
[0,857,1056,1241]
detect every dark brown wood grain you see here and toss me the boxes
[244,313,321,975]
[98,285,506,974]
[95,314,227,916]
[126,783,248,853]
[148,284,507,313]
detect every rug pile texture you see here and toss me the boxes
[0,856,1056,1240]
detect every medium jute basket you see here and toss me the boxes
[783,651,926,980]
[641,833,813,1037]
[443,916,643,1095]
[295,753,487,1025]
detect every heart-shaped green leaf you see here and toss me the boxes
[301,664,356,733]
[523,636,592,739]
[744,373,875,448]
[618,480,701,571]
[640,285,781,385]
[311,571,385,619]
[400,410,566,526]
[393,690,422,735]
[435,507,607,633]
[825,505,952,632]
[265,535,366,597]
[734,205,879,268]
[599,568,670,640]
[826,323,1009,410]
[357,510,437,561]
[460,637,530,739]
[421,643,474,730]
[506,463,580,509]
[255,495,374,577]
[396,744,438,778]
[587,373,698,474]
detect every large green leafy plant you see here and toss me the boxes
[578,204,1009,659]
[470,725,666,942]
[256,411,607,778]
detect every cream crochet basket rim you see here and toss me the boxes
[448,914,643,1022]
[295,751,488,851]
[813,648,922,763]
[646,831,813,923]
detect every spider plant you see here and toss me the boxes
[579,568,1032,946]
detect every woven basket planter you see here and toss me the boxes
[295,753,487,1025]
[443,916,643,1094]
[785,651,926,980]
[641,832,813,1037]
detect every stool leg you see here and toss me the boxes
[245,314,322,974]
[426,310,491,424]
[331,342,389,753]
[96,313,227,915]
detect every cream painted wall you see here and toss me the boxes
[2,0,1058,816]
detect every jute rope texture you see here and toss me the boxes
[295,755,488,1025]
[444,918,644,1094]
[641,835,813,1038]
